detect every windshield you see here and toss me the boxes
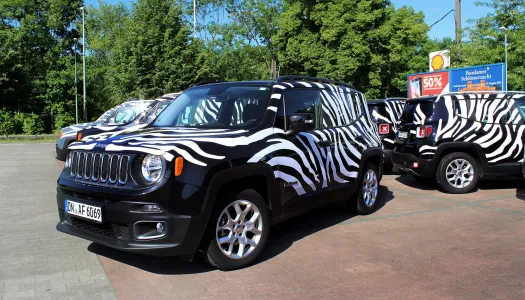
[153,85,271,129]
[95,108,116,123]
[140,101,171,124]
[106,103,152,125]
[368,104,387,122]
[401,100,435,123]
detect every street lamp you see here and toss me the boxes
[81,6,87,122]
[499,26,508,91]
[73,38,78,124]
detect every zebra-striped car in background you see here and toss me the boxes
[392,92,525,194]
[367,98,406,167]
[56,77,384,270]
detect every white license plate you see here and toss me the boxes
[398,131,408,139]
[64,200,102,223]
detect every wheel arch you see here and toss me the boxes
[435,142,488,175]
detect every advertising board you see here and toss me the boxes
[407,71,449,99]
[449,63,506,92]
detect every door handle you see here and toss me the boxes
[317,140,331,148]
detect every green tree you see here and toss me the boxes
[455,0,525,90]
[274,0,428,98]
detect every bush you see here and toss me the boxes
[22,113,45,134]
[54,110,75,132]
[0,109,15,135]
[13,112,27,134]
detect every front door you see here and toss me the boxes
[273,88,331,217]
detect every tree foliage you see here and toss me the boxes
[1,0,524,133]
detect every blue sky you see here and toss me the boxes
[85,0,491,40]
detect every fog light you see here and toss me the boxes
[133,221,167,240]
[156,223,164,233]
[140,205,161,212]
[412,162,419,168]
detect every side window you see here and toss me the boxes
[320,90,362,128]
[275,89,320,131]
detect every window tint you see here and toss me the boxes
[368,104,387,122]
[401,101,434,123]
[275,89,320,131]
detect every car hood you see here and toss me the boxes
[68,126,274,165]
[60,121,104,136]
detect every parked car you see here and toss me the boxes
[392,91,525,194]
[56,94,180,161]
[56,77,383,270]
[56,100,153,161]
[77,97,175,141]
[367,98,406,169]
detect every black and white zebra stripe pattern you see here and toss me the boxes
[70,81,381,197]
[419,93,525,163]
[370,99,405,145]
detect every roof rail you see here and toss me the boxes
[192,81,224,87]
[276,75,355,90]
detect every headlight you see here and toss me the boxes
[141,154,163,182]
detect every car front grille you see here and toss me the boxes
[69,151,130,185]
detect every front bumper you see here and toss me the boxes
[391,151,435,177]
[56,187,206,256]
[56,144,67,161]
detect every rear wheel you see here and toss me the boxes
[349,163,380,215]
[201,189,270,270]
[435,152,479,194]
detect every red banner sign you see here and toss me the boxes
[408,71,449,99]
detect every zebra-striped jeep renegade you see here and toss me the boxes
[393,92,525,194]
[56,76,384,270]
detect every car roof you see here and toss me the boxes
[368,98,406,105]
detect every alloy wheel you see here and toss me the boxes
[445,158,474,188]
[215,200,263,259]
[363,169,378,207]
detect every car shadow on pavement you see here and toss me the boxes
[88,242,215,274]
[255,185,394,266]
[395,174,438,191]
[88,185,394,274]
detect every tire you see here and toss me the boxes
[201,189,270,270]
[435,152,479,194]
[349,163,380,215]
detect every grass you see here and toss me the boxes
[0,138,57,144]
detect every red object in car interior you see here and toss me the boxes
[379,124,390,134]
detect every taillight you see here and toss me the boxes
[416,125,433,138]
[379,124,390,135]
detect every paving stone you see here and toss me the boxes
[0,144,115,300]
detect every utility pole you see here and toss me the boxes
[193,0,196,38]
[73,38,78,124]
[81,6,87,122]
[455,0,461,44]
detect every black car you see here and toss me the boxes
[367,98,405,168]
[392,92,525,194]
[56,77,384,270]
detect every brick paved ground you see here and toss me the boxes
[2,143,525,299]
[0,143,116,300]
[95,172,525,299]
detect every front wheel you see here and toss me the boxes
[349,163,380,215]
[435,152,479,194]
[201,189,270,270]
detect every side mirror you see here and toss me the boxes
[288,113,314,132]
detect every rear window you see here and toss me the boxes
[368,104,387,122]
[401,101,434,123]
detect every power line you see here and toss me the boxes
[429,9,455,29]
